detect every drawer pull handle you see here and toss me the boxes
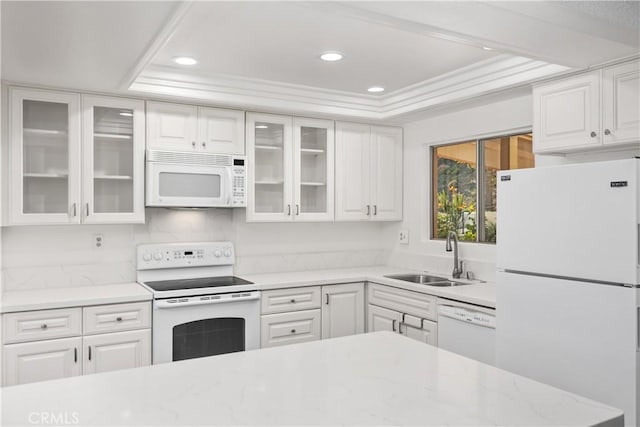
[392,319,397,332]
[116,317,123,322]
[325,294,330,305]
[88,346,92,361]
[41,324,48,330]
[290,329,296,334]
[290,299,296,303]
[74,348,78,363]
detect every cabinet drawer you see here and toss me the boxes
[368,283,437,321]
[2,308,82,344]
[83,302,151,335]
[261,287,321,314]
[261,309,321,348]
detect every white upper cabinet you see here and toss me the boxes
[533,71,601,153]
[533,59,639,153]
[246,113,334,222]
[82,95,145,224]
[147,101,244,154]
[293,117,335,221]
[9,88,144,225]
[602,61,640,146]
[9,87,81,225]
[335,122,403,221]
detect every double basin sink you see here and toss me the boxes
[384,274,473,287]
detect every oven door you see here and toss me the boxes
[152,291,260,364]
[146,161,232,207]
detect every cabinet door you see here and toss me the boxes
[400,320,438,346]
[603,61,640,146]
[83,329,150,375]
[198,107,245,154]
[146,101,198,151]
[533,72,601,153]
[261,309,321,348]
[9,87,81,225]
[370,126,403,221]
[82,95,145,224]
[293,117,335,221]
[367,304,401,333]
[321,283,365,339]
[335,122,371,221]
[246,113,293,222]
[3,337,82,386]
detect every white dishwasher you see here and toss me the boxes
[437,300,496,366]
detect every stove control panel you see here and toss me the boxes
[136,242,235,270]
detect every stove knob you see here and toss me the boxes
[142,252,152,262]
[214,250,222,258]
[153,252,163,261]
[223,249,232,257]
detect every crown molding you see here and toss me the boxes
[129,55,570,120]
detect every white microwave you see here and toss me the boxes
[146,149,246,208]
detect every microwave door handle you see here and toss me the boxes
[226,167,233,205]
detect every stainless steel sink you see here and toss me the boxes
[384,274,472,287]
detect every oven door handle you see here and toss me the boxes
[155,292,260,309]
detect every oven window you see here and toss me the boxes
[159,172,221,198]
[172,318,245,361]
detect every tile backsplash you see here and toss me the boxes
[1,208,395,291]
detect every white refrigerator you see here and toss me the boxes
[496,158,639,427]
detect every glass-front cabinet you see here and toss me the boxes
[10,88,81,224]
[82,95,145,223]
[246,113,334,222]
[8,88,145,225]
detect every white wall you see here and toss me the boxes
[1,208,395,291]
[387,92,534,281]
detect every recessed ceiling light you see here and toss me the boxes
[482,46,493,51]
[173,56,198,66]
[320,52,343,62]
[256,125,269,129]
[367,86,385,93]
[119,111,133,117]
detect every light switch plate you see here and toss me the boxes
[399,229,409,245]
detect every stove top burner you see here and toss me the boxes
[144,276,253,292]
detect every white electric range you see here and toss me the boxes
[136,241,260,364]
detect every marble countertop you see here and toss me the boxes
[1,332,622,426]
[0,282,152,313]
[243,266,497,308]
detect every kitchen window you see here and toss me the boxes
[431,133,534,243]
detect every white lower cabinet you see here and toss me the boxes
[83,330,151,375]
[3,337,82,386]
[2,301,151,386]
[367,284,438,347]
[261,309,321,348]
[321,283,365,339]
[260,283,366,346]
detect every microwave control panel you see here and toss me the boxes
[232,157,247,207]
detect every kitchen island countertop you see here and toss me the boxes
[1,331,623,426]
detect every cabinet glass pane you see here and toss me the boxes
[93,106,134,213]
[22,100,69,214]
[254,122,285,213]
[299,126,327,213]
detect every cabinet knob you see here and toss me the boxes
[202,142,206,148]
[290,299,296,303]
[590,131,597,138]
[116,317,123,322]
[40,323,48,330]
[604,129,611,136]
[192,141,196,148]
[290,329,296,334]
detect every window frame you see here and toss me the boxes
[430,129,533,244]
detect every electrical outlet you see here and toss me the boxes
[94,234,104,249]
[399,229,409,245]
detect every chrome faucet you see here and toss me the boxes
[445,231,463,279]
